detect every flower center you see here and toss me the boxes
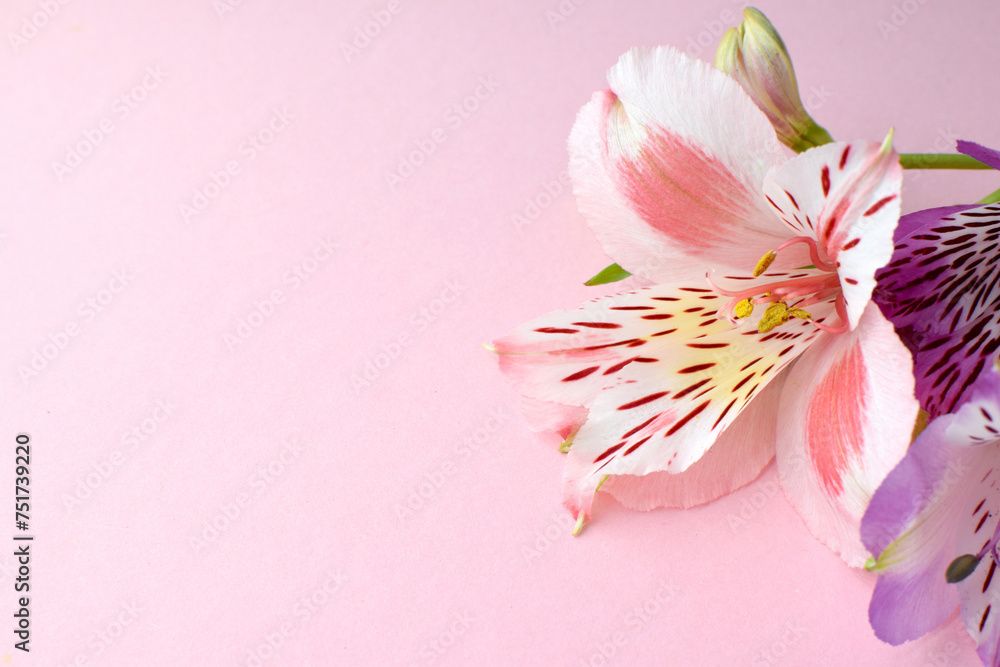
[707,236,849,334]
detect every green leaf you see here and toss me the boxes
[978,186,1000,205]
[584,263,631,286]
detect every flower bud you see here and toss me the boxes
[715,7,833,153]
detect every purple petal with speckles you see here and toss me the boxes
[958,140,1000,171]
[888,205,975,244]
[875,204,1000,417]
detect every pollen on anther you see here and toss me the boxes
[753,251,777,277]
[734,298,754,319]
[757,302,789,333]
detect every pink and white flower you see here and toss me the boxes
[492,46,917,566]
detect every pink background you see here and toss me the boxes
[2,0,998,665]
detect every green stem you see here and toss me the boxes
[899,154,993,170]
[788,121,834,153]
[978,187,1000,205]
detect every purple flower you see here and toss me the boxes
[875,141,1000,418]
[864,142,1000,664]
[862,360,1000,665]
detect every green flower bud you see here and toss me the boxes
[715,7,833,152]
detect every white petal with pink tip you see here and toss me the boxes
[776,302,917,567]
[568,47,812,285]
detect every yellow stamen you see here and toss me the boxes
[757,302,789,333]
[788,308,812,321]
[734,298,754,319]
[753,250,777,277]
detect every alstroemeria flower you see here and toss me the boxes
[875,141,1000,419]
[493,46,917,566]
[862,361,1000,666]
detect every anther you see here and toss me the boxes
[946,554,981,583]
[757,302,789,333]
[753,251,777,277]
[734,298,754,319]
[789,308,812,321]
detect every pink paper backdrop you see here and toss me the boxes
[2,0,998,665]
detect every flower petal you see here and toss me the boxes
[958,140,1000,171]
[775,302,917,567]
[887,204,976,246]
[944,367,1000,664]
[762,139,903,330]
[876,204,1000,417]
[862,363,1000,651]
[955,454,1000,667]
[878,204,1000,334]
[517,395,588,441]
[862,429,975,645]
[861,408,976,644]
[552,290,825,524]
[568,46,808,284]
[601,375,781,510]
[492,286,731,410]
[905,312,1000,421]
